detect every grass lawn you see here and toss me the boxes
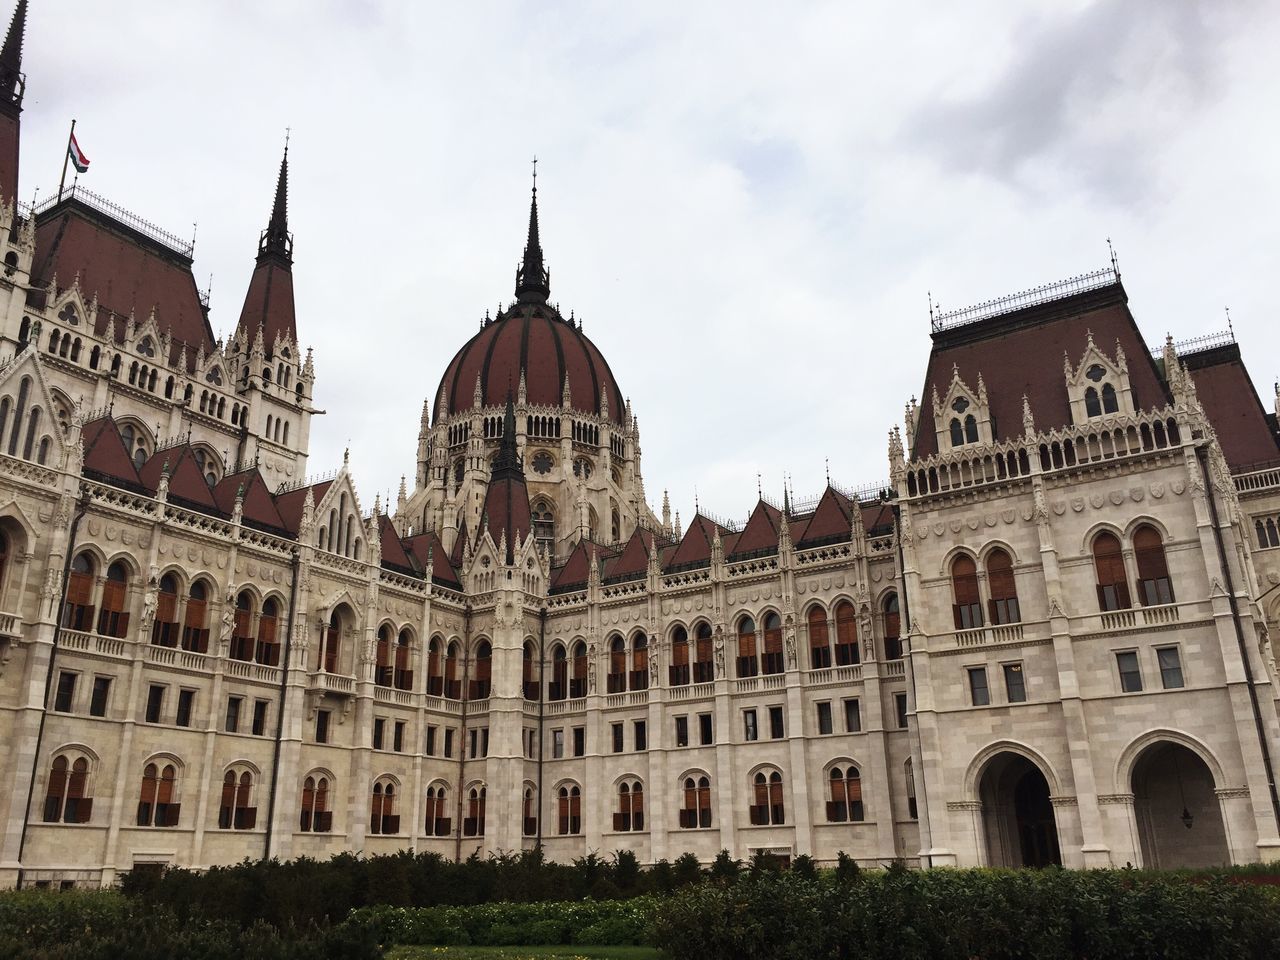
[386,948,663,960]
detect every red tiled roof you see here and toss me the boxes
[482,474,533,564]
[213,468,287,531]
[914,282,1169,458]
[404,530,461,587]
[237,257,296,350]
[795,487,852,546]
[450,516,469,568]
[667,513,729,568]
[861,502,894,535]
[550,539,599,591]
[730,500,781,556]
[80,417,142,487]
[137,445,219,511]
[376,514,416,572]
[1184,345,1280,470]
[274,480,332,535]
[607,528,655,580]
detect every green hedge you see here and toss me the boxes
[349,897,660,947]
[651,868,1280,960]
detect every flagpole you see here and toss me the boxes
[58,119,76,200]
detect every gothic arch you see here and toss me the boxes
[1080,521,1128,556]
[965,740,1063,801]
[1122,515,1174,543]
[937,544,981,578]
[976,538,1021,566]
[1113,729,1226,795]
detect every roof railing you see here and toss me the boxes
[1159,329,1236,357]
[931,267,1118,333]
[698,508,741,533]
[275,469,338,495]
[32,184,195,259]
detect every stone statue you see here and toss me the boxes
[587,642,597,693]
[713,625,725,677]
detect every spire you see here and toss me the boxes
[237,143,297,347]
[0,0,25,205]
[490,393,523,482]
[0,1,24,82]
[258,140,292,262]
[514,161,550,304]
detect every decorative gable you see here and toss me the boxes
[1065,332,1134,423]
[932,365,993,452]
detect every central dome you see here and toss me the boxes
[434,184,625,426]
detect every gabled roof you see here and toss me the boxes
[450,516,469,568]
[213,468,287,533]
[861,502,894,536]
[404,530,462,588]
[605,528,655,581]
[729,500,782,557]
[274,479,332,535]
[550,538,600,592]
[667,513,729,569]
[137,445,220,512]
[1183,343,1280,470]
[376,514,417,574]
[795,486,853,547]
[79,416,143,488]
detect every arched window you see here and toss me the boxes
[523,787,537,836]
[1093,532,1130,611]
[761,613,784,674]
[1085,387,1101,418]
[669,626,690,686]
[1101,383,1118,414]
[808,606,831,670]
[97,560,130,638]
[750,771,784,825]
[607,635,626,693]
[470,641,492,700]
[182,580,211,653]
[550,644,567,701]
[375,625,393,687]
[319,610,342,674]
[395,629,413,690]
[949,418,963,447]
[218,769,256,830]
[444,642,461,699]
[532,501,555,557]
[557,785,582,835]
[1134,525,1174,606]
[257,598,281,666]
[736,616,758,678]
[43,754,92,823]
[231,591,255,661]
[951,555,983,629]
[986,549,1020,625]
[571,640,587,698]
[631,633,649,690]
[370,779,399,835]
[905,759,918,820]
[300,775,332,832]
[834,601,859,666]
[523,642,537,700]
[964,415,978,444]
[62,552,96,631]
[425,784,451,836]
[680,776,713,828]
[615,780,644,832]
[827,766,864,822]
[152,573,180,647]
[137,762,179,827]
[427,637,443,696]
[883,593,902,660]
[694,623,714,683]
[464,786,487,836]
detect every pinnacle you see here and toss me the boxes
[1,0,25,75]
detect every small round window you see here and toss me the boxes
[1085,364,1106,383]
[950,396,970,414]
[532,451,554,475]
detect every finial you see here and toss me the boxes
[825,457,830,485]
[1107,236,1120,278]
[756,472,761,499]
[343,446,349,467]
[1225,306,1234,338]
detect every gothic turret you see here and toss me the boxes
[514,177,549,304]
[481,394,532,564]
[0,1,26,205]
[235,146,297,349]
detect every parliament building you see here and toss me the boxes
[1,2,1279,888]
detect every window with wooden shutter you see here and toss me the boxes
[256,606,279,666]
[631,634,649,690]
[153,580,179,647]
[394,631,413,690]
[986,549,1020,625]
[669,627,690,686]
[694,623,714,683]
[444,643,460,699]
[737,617,757,678]
[571,642,587,698]
[375,627,393,687]
[470,641,491,700]
[1093,533,1131,611]
[97,565,130,638]
[834,601,859,666]
[138,763,158,826]
[44,756,68,822]
[1134,526,1174,606]
[762,614,784,674]
[66,758,91,823]
[809,607,831,669]
[231,600,254,661]
[951,555,983,629]
[883,593,902,660]
[182,583,210,653]
[62,556,95,631]
[427,639,443,695]
[608,636,626,692]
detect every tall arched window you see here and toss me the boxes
[523,642,537,700]
[827,766,864,822]
[736,616,758,678]
[182,580,211,653]
[531,501,555,557]
[444,642,461,699]
[257,598,281,666]
[557,785,582,835]
[370,779,399,835]
[218,769,255,829]
[808,606,831,669]
[317,610,342,672]
[631,633,649,690]
[680,776,712,829]
[883,593,902,660]
[1101,383,1118,414]
[137,762,179,827]
[607,635,626,692]
[300,775,331,832]
[986,549,1020,625]
[1093,532,1130,611]
[550,644,568,701]
[949,418,964,447]
[694,623,714,683]
[1134,525,1174,606]
[571,641,588,698]
[427,637,443,695]
[615,780,644,832]
[834,601,859,665]
[152,573,180,646]
[62,552,96,631]
[374,626,393,687]
[1085,386,1101,418]
[425,784,451,836]
[750,771,784,825]
[964,415,978,443]
[523,787,537,836]
[395,629,413,691]
[97,560,130,638]
[761,613,784,674]
[670,627,690,686]
[470,641,492,700]
[464,785,487,836]
[231,591,255,661]
[905,759,918,820]
[43,754,92,823]
[951,555,983,629]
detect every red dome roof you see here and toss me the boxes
[435,302,626,426]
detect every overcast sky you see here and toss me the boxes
[17,1,1280,526]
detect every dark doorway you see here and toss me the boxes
[978,752,1062,867]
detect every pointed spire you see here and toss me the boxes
[514,161,550,304]
[0,1,25,120]
[258,139,292,261]
[490,392,523,482]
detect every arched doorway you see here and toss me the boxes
[978,752,1061,867]
[1132,741,1228,868]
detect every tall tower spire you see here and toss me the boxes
[490,393,523,481]
[259,140,292,263]
[514,159,550,304]
[236,142,298,349]
[0,0,26,205]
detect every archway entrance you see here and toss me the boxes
[1132,741,1228,868]
[978,752,1061,867]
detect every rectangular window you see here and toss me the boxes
[553,728,565,759]
[89,677,112,718]
[675,715,689,747]
[393,720,406,753]
[1157,646,1185,689]
[444,728,454,758]
[894,692,909,729]
[634,720,647,752]
[468,728,477,758]
[175,689,195,727]
[843,698,862,733]
[1117,650,1143,692]
[374,718,386,751]
[426,724,437,756]
[611,722,624,753]
[54,672,76,713]
[481,727,489,757]
[225,696,242,733]
[315,709,331,744]
[699,713,713,745]
[1003,663,1027,703]
[768,705,784,739]
[252,699,268,736]
[573,726,585,757]
[817,701,833,735]
[968,667,990,706]
[145,684,165,724]
[743,709,758,742]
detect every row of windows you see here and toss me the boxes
[0,376,55,465]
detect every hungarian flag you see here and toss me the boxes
[68,132,90,173]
